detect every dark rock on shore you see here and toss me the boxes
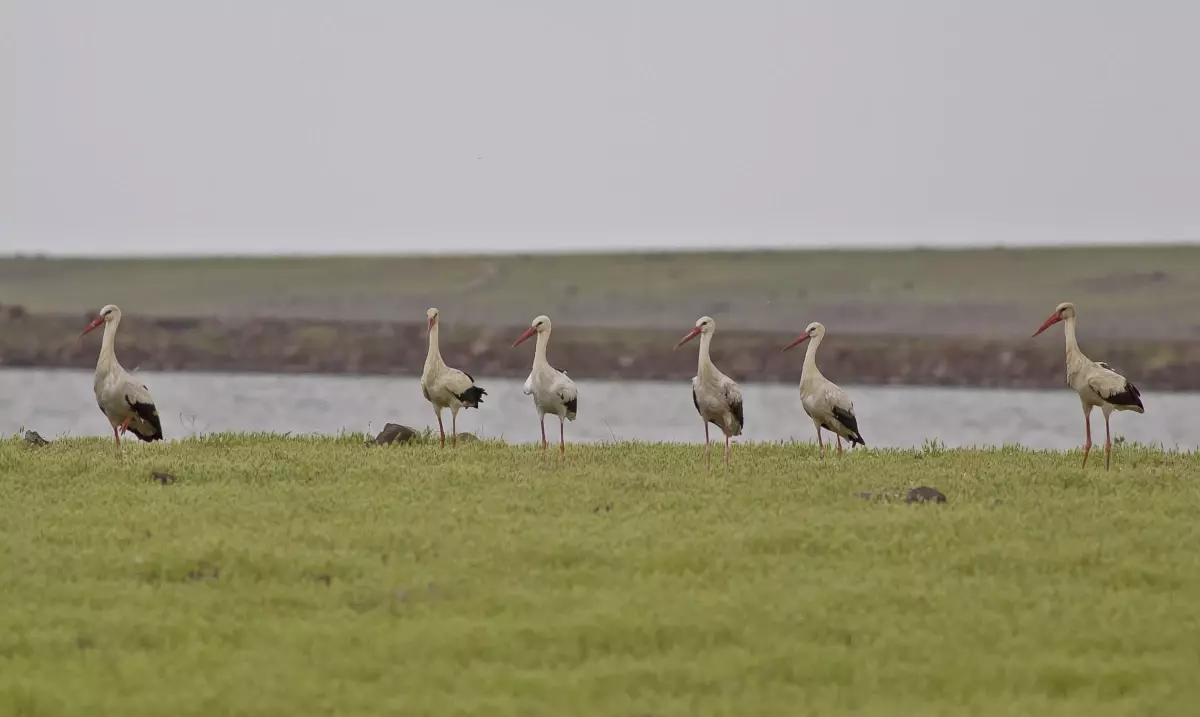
[373,423,418,445]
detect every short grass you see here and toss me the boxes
[1,436,1198,716]
[3,245,1200,338]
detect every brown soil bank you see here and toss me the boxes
[3,309,1200,391]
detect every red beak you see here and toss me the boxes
[428,316,436,332]
[512,326,537,347]
[674,326,702,349]
[782,334,810,352]
[80,316,104,338]
[1031,313,1062,338]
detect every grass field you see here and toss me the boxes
[3,245,1200,339]
[2,436,1199,716]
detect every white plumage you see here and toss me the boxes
[675,316,743,469]
[80,304,163,453]
[782,321,865,457]
[421,308,487,447]
[513,315,578,454]
[1032,301,1144,470]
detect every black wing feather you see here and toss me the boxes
[831,405,866,446]
[1105,380,1144,411]
[730,397,744,432]
[125,397,164,442]
[455,385,487,409]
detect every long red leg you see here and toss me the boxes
[451,411,458,448]
[1104,413,1112,471]
[118,417,131,435]
[817,429,824,459]
[837,435,843,457]
[436,412,445,448]
[1082,411,1092,468]
[559,420,565,455]
[112,425,121,454]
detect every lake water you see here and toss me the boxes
[1,368,1197,450]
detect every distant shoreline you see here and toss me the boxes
[4,311,1199,391]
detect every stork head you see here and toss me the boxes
[782,321,824,352]
[426,307,439,332]
[675,316,714,349]
[81,304,121,337]
[512,314,551,347]
[1032,301,1075,338]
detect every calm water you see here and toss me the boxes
[1,368,1197,450]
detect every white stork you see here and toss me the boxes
[512,315,578,455]
[1032,301,1144,470]
[80,304,163,453]
[420,307,487,448]
[782,321,866,457]
[675,316,743,469]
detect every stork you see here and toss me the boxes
[675,316,743,469]
[80,304,163,454]
[420,307,487,447]
[1032,301,1144,469]
[512,315,578,455]
[782,321,865,457]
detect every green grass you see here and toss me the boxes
[3,245,1200,338]
[2,436,1199,716]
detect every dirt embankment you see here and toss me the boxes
[3,308,1200,390]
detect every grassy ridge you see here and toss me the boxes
[3,245,1200,338]
[1,437,1199,716]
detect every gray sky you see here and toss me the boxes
[3,1,1199,256]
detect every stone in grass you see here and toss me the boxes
[151,471,177,485]
[373,423,418,445]
[24,430,50,447]
[907,486,947,504]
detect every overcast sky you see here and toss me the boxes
[3,1,1199,256]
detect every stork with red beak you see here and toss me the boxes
[512,314,578,455]
[1032,301,1144,469]
[420,307,487,448]
[80,304,163,453]
[676,316,743,469]
[782,321,865,457]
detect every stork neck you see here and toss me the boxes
[98,318,119,370]
[425,324,443,367]
[1063,315,1081,358]
[697,331,715,378]
[533,329,551,367]
[802,333,823,378]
